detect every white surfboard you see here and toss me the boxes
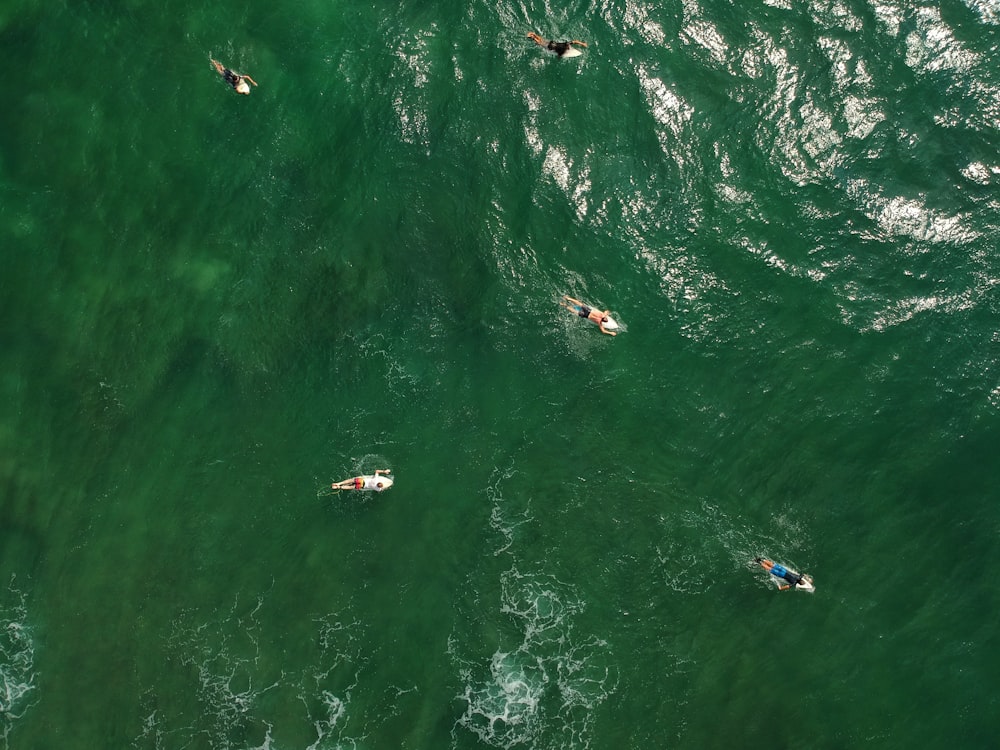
[772,572,814,593]
[561,47,583,58]
[363,475,393,491]
[795,576,815,593]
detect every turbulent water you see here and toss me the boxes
[1,0,999,747]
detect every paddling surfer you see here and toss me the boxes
[527,33,587,58]
[560,295,618,336]
[755,557,813,591]
[211,58,258,95]
[332,469,393,492]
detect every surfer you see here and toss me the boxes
[560,295,618,336]
[210,58,258,95]
[755,557,813,591]
[527,33,588,58]
[332,469,393,492]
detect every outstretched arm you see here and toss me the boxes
[570,40,588,47]
[243,75,258,86]
[375,469,391,476]
[598,311,617,335]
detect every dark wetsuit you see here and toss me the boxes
[222,68,240,88]
[547,41,573,57]
[576,304,591,318]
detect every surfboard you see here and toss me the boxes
[796,576,816,593]
[364,475,393,491]
[561,47,583,58]
[776,569,814,593]
[337,475,394,491]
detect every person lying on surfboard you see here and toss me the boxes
[332,469,393,492]
[755,557,814,592]
[560,296,618,336]
[211,58,258,95]
[527,33,587,58]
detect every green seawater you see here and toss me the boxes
[1,0,999,747]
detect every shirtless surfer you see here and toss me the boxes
[211,58,258,95]
[560,296,619,336]
[755,557,814,592]
[332,469,393,492]
[527,33,587,58]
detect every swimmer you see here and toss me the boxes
[210,58,258,95]
[755,557,814,592]
[332,469,393,492]
[527,32,587,58]
[560,295,618,336]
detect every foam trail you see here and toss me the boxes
[453,567,615,749]
[142,593,369,749]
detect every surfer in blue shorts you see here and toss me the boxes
[527,33,588,58]
[756,557,813,591]
[211,58,258,95]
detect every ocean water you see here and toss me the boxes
[1,0,999,747]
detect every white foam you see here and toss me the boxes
[487,462,531,557]
[152,594,368,749]
[0,579,37,743]
[453,569,615,748]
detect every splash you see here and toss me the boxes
[453,569,615,749]
[0,579,37,749]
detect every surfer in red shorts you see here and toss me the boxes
[331,469,393,492]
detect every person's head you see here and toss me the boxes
[376,482,384,490]
[236,79,251,95]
